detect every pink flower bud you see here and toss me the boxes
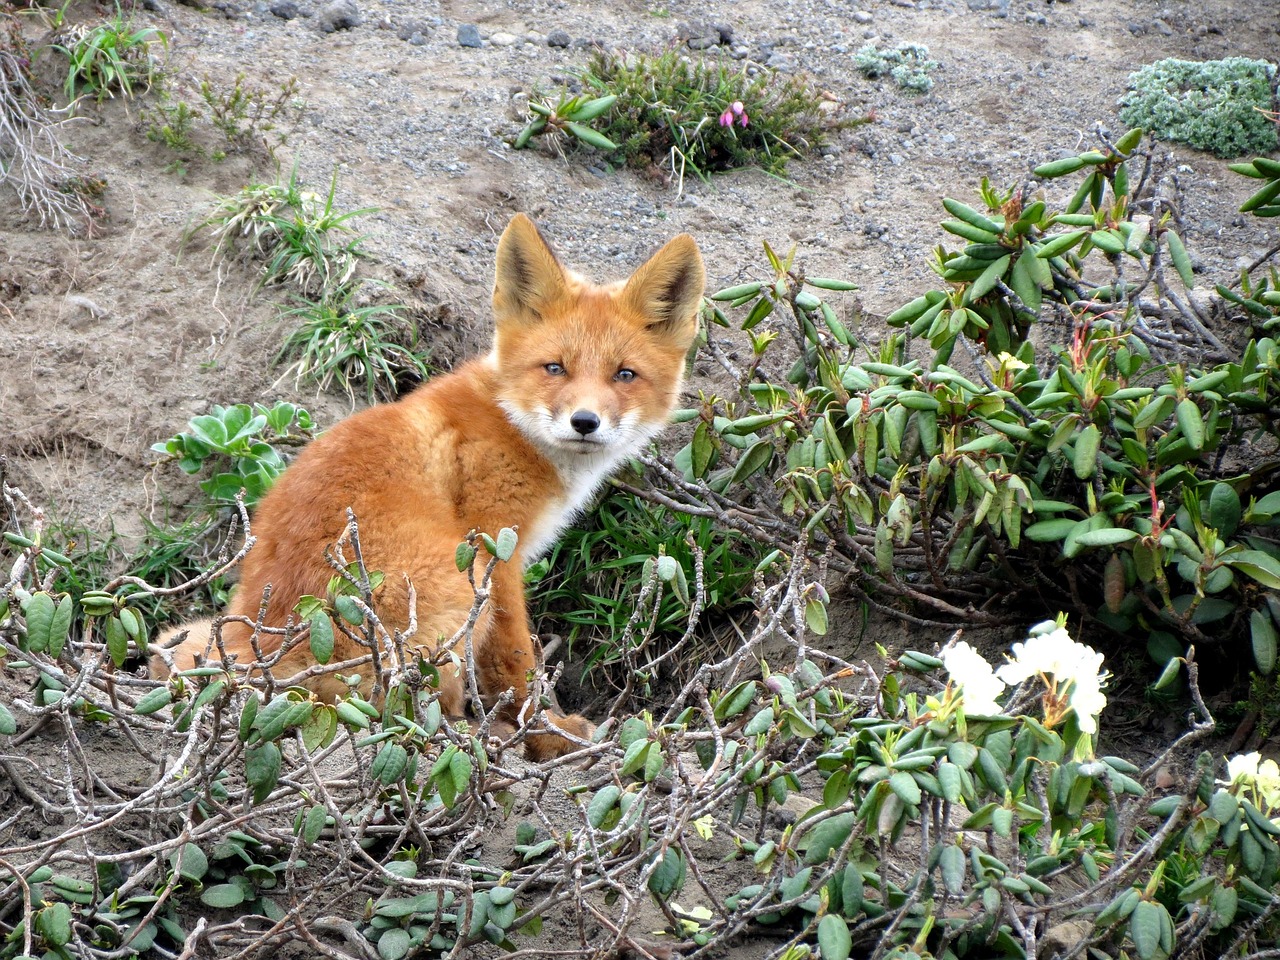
[719,108,733,127]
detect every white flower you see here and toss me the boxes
[1066,669,1107,735]
[941,641,1006,715]
[996,352,1029,372]
[1224,752,1262,785]
[997,622,1108,734]
[1224,752,1280,812]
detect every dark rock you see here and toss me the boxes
[270,0,299,19]
[316,0,360,32]
[457,23,482,47]
[546,28,571,47]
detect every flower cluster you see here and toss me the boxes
[939,619,1110,736]
[718,100,749,128]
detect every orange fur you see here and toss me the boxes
[151,214,705,759]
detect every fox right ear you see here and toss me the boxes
[493,214,568,323]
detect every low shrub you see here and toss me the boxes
[1119,57,1278,158]
[517,49,863,185]
[648,129,1280,687]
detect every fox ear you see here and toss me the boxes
[622,234,706,346]
[493,214,568,323]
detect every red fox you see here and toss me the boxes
[150,213,705,759]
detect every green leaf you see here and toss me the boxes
[729,439,774,486]
[171,842,208,881]
[1024,518,1077,542]
[1228,550,1280,589]
[967,254,1011,301]
[22,591,55,653]
[303,803,327,845]
[566,94,616,122]
[1208,483,1242,537]
[0,702,16,736]
[1074,527,1138,548]
[245,742,282,804]
[495,527,519,562]
[563,121,616,151]
[888,770,921,806]
[378,927,411,960]
[201,882,247,908]
[1251,608,1278,674]
[48,595,74,658]
[804,598,828,636]
[1072,423,1101,479]
[1165,230,1194,287]
[309,612,335,664]
[1175,397,1204,451]
[817,914,852,960]
[455,541,477,572]
[38,902,72,946]
[1128,900,1167,960]
[334,595,364,625]
[106,614,129,667]
[939,844,967,895]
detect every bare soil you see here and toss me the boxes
[2,0,1278,955]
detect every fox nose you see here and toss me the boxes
[569,410,600,436]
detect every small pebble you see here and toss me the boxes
[547,28,571,47]
[457,23,482,47]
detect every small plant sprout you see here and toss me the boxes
[194,166,371,296]
[276,284,431,404]
[514,92,618,151]
[56,8,167,103]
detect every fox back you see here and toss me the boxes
[151,213,705,758]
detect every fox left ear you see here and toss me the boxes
[621,234,706,347]
[493,213,570,324]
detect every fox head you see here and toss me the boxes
[490,213,705,468]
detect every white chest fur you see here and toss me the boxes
[519,448,631,560]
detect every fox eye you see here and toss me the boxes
[544,362,566,376]
[614,368,636,383]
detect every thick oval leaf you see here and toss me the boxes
[495,527,518,562]
[201,882,247,908]
[817,914,853,960]
[378,928,411,960]
[1175,397,1204,451]
[0,701,16,736]
[1228,550,1280,590]
[1129,900,1167,960]
[22,591,55,653]
[939,844,967,895]
[1072,423,1101,479]
[1251,608,1278,674]
[37,902,72,946]
[1073,528,1138,548]
[309,612,335,665]
[172,842,208,881]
